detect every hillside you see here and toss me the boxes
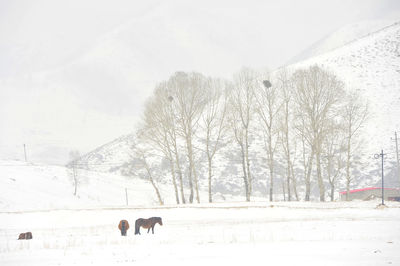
[288,21,400,174]
[0,160,178,212]
[288,19,397,64]
[75,21,400,200]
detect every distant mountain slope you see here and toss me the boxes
[288,19,397,64]
[289,21,400,156]
[76,134,136,175]
[288,21,400,189]
[75,21,400,198]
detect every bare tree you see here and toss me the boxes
[228,68,258,201]
[293,66,344,201]
[166,95,187,204]
[134,144,164,206]
[342,91,368,200]
[322,123,345,201]
[168,72,207,203]
[201,78,228,203]
[276,69,299,201]
[67,150,81,196]
[295,117,314,201]
[255,73,281,201]
[228,106,250,201]
[138,83,180,204]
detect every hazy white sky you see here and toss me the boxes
[0,0,399,76]
[1,0,399,164]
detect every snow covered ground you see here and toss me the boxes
[0,159,173,211]
[1,161,400,265]
[1,201,399,266]
[0,160,239,212]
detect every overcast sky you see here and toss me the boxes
[1,0,399,164]
[1,0,399,75]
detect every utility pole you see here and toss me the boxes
[392,131,400,186]
[23,144,27,162]
[374,150,386,205]
[125,188,129,206]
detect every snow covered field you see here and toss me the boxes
[1,201,399,266]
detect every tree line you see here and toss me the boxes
[133,65,368,204]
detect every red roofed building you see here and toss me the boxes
[340,187,400,201]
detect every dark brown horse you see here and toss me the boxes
[118,220,130,236]
[18,232,32,240]
[135,217,162,235]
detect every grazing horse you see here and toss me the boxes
[135,217,163,235]
[18,232,32,240]
[118,220,130,236]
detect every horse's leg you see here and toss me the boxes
[121,221,126,236]
[147,227,150,233]
[152,225,154,234]
[135,221,141,235]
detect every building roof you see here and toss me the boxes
[339,187,400,194]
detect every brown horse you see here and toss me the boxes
[135,217,162,235]
[118,220,130,236]
[18,232,32,240]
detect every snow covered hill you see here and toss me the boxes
[0,160,181,212]
[76,21,400,196]
[0,158,241,211]
[287,19,398,64]
[4,20,398,205]
[287,21,400,185]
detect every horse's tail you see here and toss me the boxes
[135,219,139,235]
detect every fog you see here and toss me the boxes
[1,0,399,164]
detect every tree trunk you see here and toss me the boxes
[186,134,195,203]
[304,151,314,201]
[168,158,180,204]
[173,144,186,204]
[186,130,200,203]
[164,134,180,204]
[286,168,291,201]
[240,144,250,202]
[73,167,78,196]
[208,156,213,203]
[289,161,299,201]
[269,162,274,202]
[345,137,351,201]
[245,128,252,196]
[267,131,274,202]
[149,178,164,206]
[193,162,200,203]
[316,150,325,202]
[74,177,77,196]
[285,138,291,201]
[143,157,164,206]
[284,104,291,201]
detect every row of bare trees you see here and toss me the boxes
[134,65,368,203]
